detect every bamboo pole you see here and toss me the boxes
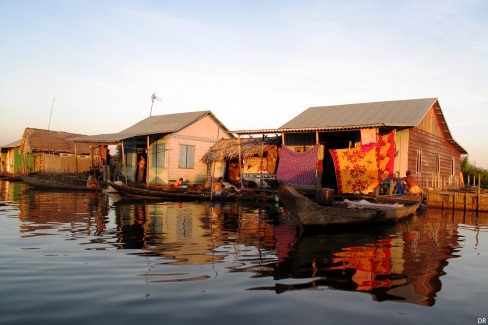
[479,173,481,195]
[121,141,128,185]
[74,143,79,177]
[146,136,149,187]
[238,134,243,188]
[259,135,264,187]
[211,125,221,201]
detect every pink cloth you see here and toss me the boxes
[277,145,319,185]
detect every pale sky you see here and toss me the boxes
[1,0,487,168]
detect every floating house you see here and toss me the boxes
[70,111,234,185]
[234,98,467,195]
[18,128,92,173]
[0,139,22,174]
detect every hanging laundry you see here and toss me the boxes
[376,130,395,182]
[329,146,379,194]
[360,128,378,152]
[277,145,318,185]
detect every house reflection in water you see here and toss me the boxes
[17,190,110,237]
[113,201,279,266]
[252,209,488,307]
[15,188,488,306]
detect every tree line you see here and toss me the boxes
[461,156,488,189]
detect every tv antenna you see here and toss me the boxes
[150,93,162,116]
[48,95,56,130]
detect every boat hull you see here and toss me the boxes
[109,181,223,201]
[18,173,103,191]
[278,184,421,227]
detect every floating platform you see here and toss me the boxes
[424,189,488,212]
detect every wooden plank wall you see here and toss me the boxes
[408,107,462,189]
[32,154,92,173]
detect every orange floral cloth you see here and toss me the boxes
[330,146,379,194]
[330,130,395,194]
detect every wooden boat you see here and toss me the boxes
[278,184,421,228]
[109,181,231,201]
[18,172,104,191]
[109,181,277,202]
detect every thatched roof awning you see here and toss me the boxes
[20,128,91,154]
[201,136,281,164]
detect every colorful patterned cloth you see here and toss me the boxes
[277,145,318,185]
[330,146,379,194]
[376,131,395,182]
[330,130,396,194]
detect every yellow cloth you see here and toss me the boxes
[409,185,422,195]
[330,147,379,194]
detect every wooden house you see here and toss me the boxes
[18,128,92,174]
[69,111,234,185]
[235,98,467,194]
[0,139,22,174]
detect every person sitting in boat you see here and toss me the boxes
[222,181,240,193]
[402,170,422,195]
[213,177,229,196]
[174,178,184,188]
[394,179,408,195]
[86,170,100,188]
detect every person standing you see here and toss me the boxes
[103,149,111,181]
[137,156,146,183]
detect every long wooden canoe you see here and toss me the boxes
[278,184,421,228]
[108,181,278,202]
[18,173,103,191]
[109,181,231,201]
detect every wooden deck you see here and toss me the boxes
[424,189,488,212]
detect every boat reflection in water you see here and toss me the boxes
[250,208,488,307]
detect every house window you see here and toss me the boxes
[151,143,165,168]
[436,154,441,174]
[126,151,135,167]
[416,149,422,173]
[451,157,455,176]
[179,145,195,169]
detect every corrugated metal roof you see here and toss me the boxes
[67,132,138,144]
[0,139,22,149]
[121,110,212,134]
[233,98,466,154]
[69,111,233,143]
[280,98,437,129]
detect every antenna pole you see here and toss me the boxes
[48,96,55,130]
[149,93,162,116]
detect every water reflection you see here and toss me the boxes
[17,188,111,239]
[4,179,488,308]
[251,208,488,306]
[113,199,281,265]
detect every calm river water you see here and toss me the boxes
[1,180,487,325]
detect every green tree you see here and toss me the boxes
[461,156,488,189]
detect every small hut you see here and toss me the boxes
[201,136,281,186]
[0,139,22,175]
[19,128,92,173]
